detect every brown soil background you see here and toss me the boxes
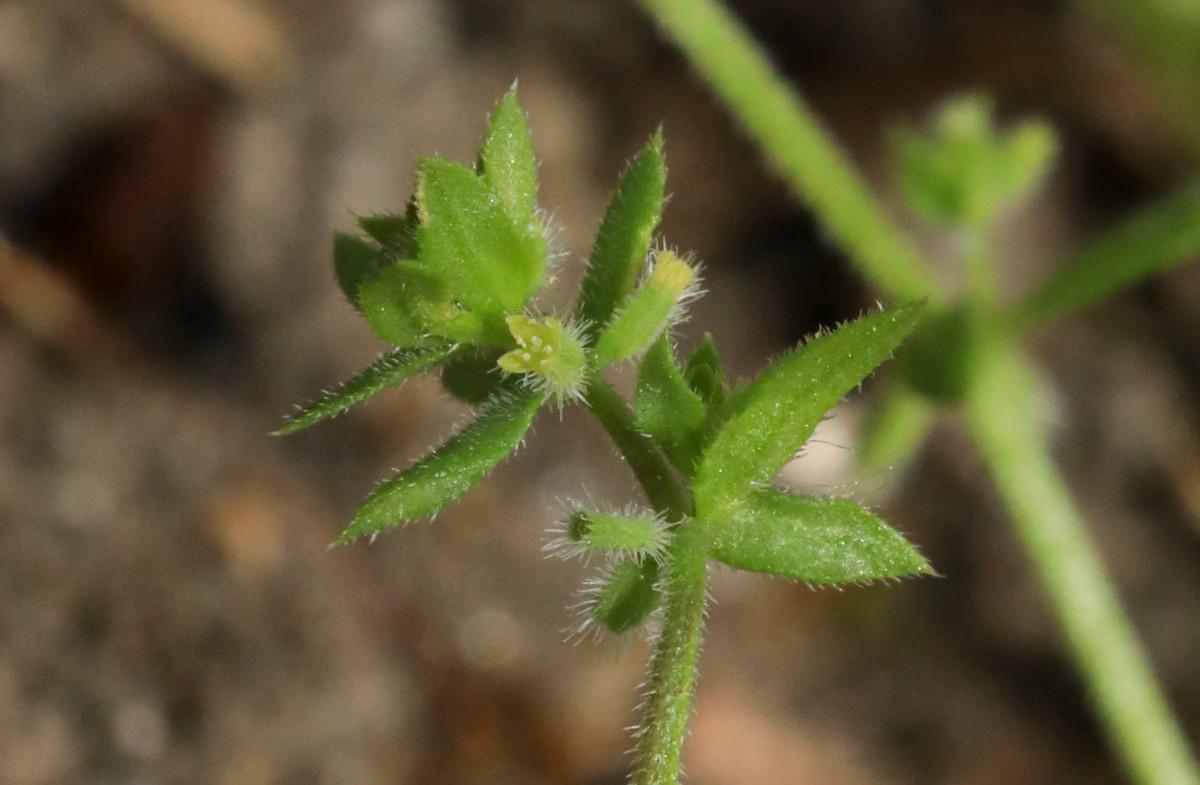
[1,1,1198,783]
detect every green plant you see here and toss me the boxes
[278,87,932,785]
[634,1,1200,783]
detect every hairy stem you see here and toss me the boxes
[967,339,1200,785]
[634,522,711,785]
[586,379,693,520]
[635,0,941,303]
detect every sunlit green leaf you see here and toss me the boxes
[339,390,544,542]
[692,303,923,520]
[577,132,666,338]
[274,345,455,436]
[479,86,539,227]
[415,157,544,314]
[710,489,931,582]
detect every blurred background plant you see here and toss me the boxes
[1,1,1199,784]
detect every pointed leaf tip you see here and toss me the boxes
[274,345,455,436]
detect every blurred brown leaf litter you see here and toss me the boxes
[1,0,1198,783]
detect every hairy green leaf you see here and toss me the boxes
[577,133,666,338]
[479,86,539,227]
[589,558,662,635]
[710,489,931,582]
[634,337,707,471]
[1013,181,1200,328]
[693,303,923,520]
[339,390,543,542]
[333,231,382,306]
[274,345,455,436]
[415,157,544,314]
[683,334,727,409]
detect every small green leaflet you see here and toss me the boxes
[339,390,544,543]
[577,132,666,338]
[479,87,539,229]
[415,157,544,315]
[634,337,706,471]
[273,345,455,436]
[692,302,923,520]
[710,489,931,583]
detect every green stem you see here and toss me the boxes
[966,339,1200,785]
[633,522,711,785]
[585,379,693,520]
[635,0,941,304]
[585,378,708,784]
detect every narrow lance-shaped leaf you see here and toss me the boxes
[710,489,931,583]
[479,86,539,228]
[577,132,666,338]
[339,390,543,543]
[692,302,923,520]
[1013,181,1200,329]
[333,232,382,306]
[274,345,455,436]
[634,336,707,471]
[415,157,545,314]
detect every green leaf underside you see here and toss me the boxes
[591,558,662,634]
[634,337,707,470]
[684,334,727,409]
[339,390,544,543]
[333,232,382,305]
[711,489,930,583]
[274,345,455,436]
[577,134,666,338]
[1015,180,1200,327]
[415,157,544,314]
[480,88,539,226]
[692,303,923,520]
